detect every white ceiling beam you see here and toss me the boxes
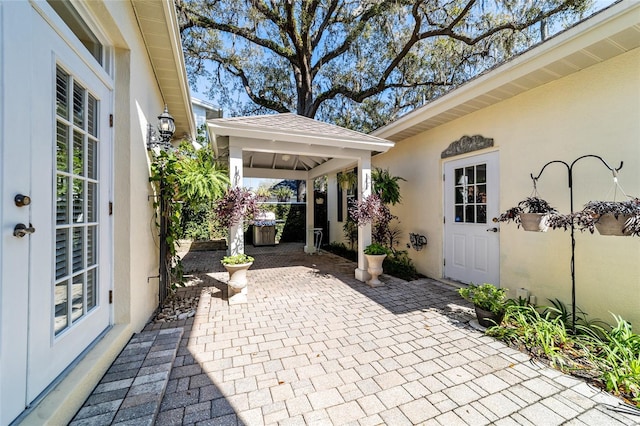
[293,155,299,170]
[214,126,394,152]
[244,168,308,180]
[229,137,368,159]
[271,153,277,169]
[308,158,357,179]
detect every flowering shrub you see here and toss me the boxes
[348,194,393,226]
[213,187,264,228]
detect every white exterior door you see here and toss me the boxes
[444,152,500,286]
[0,4,112,422]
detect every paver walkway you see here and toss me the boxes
[77,243,640,425]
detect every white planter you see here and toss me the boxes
[224,262,253,304]
[365,254,386,287]
[520,213,549,232]
[595,213,632,236]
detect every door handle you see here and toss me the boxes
[13,223,35,238]
[486,227,499,233]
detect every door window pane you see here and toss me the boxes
[72,274,84,322]
[87,268,97,311]
[54,280,68,335]
[56,67,69,119]
[73,131,84,176]
[56,229,69,279]
[56,122,69,171]
[73,82,85,128]
[57,176,69,224]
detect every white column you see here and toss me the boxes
[327,173,338,243]
[304,176,316,253]
[355,155,372,281]
[228,143,244,256]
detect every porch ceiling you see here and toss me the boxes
[207,113,394,179]
[373,1,640,142]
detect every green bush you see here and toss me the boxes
[325,242,357,261]
[364,243,390,255]
[382,250,420,281]
[458,283,506,314]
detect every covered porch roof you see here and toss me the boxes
[207,113,394,180]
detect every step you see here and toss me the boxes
[70,327,184,426]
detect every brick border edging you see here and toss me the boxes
[70,328,184,425]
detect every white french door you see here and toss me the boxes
[443,152,500,286]
[19,10,111,418]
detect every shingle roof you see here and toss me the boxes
[211,113,388,144]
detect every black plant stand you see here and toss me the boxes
[530,155,623,333]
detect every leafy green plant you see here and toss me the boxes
[273,186,293,202]
[579,315,640,405]
[364,242,390,255]
[221,253,255,265]
[458,283,506,314]
[382,250,420,281]
[372,167,406,206]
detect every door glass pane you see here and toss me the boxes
[87,226,96,266]
[73,228,84,272]
[87,138,97,179]
[73,82,85,128]
[56,229,69,279]
[72,274,84,322]
[88,94,97,137]
[87,182,96,222]
[54,280,68,335]
[72,179,84,223]
[455,206,464,222]
[73,131,84,176]
[87,268,97,311]
[465,205,475,223]
[465,167,475,184]
[56,67,69,119]
[56,122,69,172]
[476,164,487,183]
[57,176,69,224]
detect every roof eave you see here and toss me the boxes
[373,1,640,142]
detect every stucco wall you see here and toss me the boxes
[375,48,640,327]
[101,2,165,332]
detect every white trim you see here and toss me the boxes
[29,0,113,90]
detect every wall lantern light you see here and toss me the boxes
[147,105,176,150]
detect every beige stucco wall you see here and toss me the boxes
[375,47,640,327]
[100,1,164,331]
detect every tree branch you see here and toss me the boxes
[180,4,295,60]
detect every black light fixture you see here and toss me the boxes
[147,105,176,150]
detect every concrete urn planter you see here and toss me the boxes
[224,262,253,304]
[365,254,386,287]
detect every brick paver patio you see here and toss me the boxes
[76,243,639,425]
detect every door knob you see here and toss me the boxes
[13,223,35,238]
[15,194,31,207]
[486,227,499,233]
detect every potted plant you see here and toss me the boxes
[496,196,559,232]
[458,283,507,327]
[221,253,254,304]
[363,243,391,287]
[549,198,640,236]
[337,171,357,192]
[273,186,293,202]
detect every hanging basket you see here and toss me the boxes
[594,213,632,236]
[520,213,549,232]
